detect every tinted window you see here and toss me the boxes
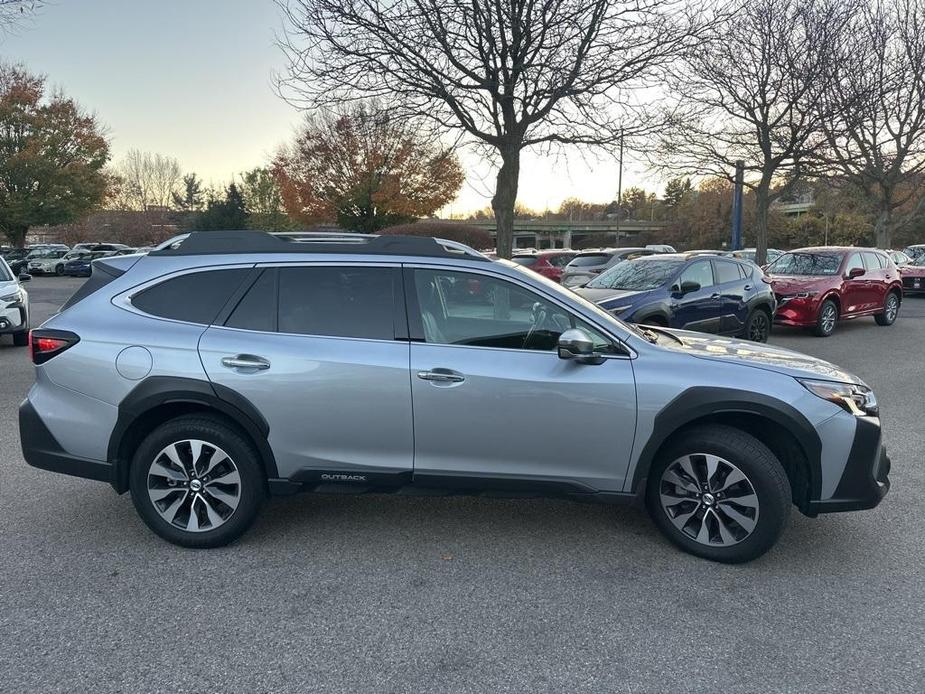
[414,269,614,352]
[713,260,741,284]
[568,253,611,267]
[511,256,539,267]
[679,261,714,289]
[547,254,576,267]
[845,253,865,275]
[225,269,277,332]
[278,266,396,340]
[132,269,248,324]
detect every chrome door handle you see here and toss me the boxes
[417,370,465,383]
[710,293,721,299]
[221,355,270,370]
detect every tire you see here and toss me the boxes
[12,330,28,347]
[646,424,791,563]
[55,264,64,276]
[813,299,838,337]
[874,291,900,326]
[743,308,771,342]
[129,414,266,548]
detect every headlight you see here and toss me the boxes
[608,305,633,315]
[0,289,22,303]
[781,291,818,301]
[799,379,878,416]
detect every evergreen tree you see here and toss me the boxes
[194,183,248,230]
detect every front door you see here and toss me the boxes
[672,260,721,333]
[406,266,637,493]
[198,264,413,482]
[841,252,869,315]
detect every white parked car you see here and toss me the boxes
[0,256,30,346]
[27,249,70,275]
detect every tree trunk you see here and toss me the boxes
[753,183,770,267]
[492,146,521,259]
[8,225,28,249]
[873,207,891,249]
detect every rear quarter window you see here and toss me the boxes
[131,268,250,324]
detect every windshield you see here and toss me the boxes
[586,258,683,290]
[912,255,925,267]
[568,253,611,267]
[767,252,843,276]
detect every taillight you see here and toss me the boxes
[29,329,80,365]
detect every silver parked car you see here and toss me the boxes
[560,247,655,288]
[20,231,889,562]
[0,256,30,345]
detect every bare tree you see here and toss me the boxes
[111,150,183,210]
[657,0,855,265]
[0,0,42,34]
[276,0,717,258]
[817,0,925,248]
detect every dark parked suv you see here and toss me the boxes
[575,253,776,342]
[20,232,889,563]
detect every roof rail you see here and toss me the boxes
[149,230,490,261]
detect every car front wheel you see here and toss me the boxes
[130,415,266,548]
[813,299,838,337]
[646,424,791,563]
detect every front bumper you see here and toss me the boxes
[19,399,117,487]
[774,298,820,327]
[0,302,27,334]
[807,416,890,514]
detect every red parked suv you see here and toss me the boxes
[511,250,578,283]
[766,247,903,337]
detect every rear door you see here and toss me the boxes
[671,260,721,332]
[712,259,748,334]
[862,251,888,311]
[198,263,414,483]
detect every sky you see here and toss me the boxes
[1,0,656,214]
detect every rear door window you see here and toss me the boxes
[713,260,741,285]
[131,268,250,324]
[277,266,398,340]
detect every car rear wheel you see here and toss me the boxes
[130,415,266,548]
[743,308,771,342]
[813,299,838,337]
[646,424,791,563]
[874,291,900,326]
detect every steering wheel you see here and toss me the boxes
[522,302,570,351]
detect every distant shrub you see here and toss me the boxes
[379,221,493,250]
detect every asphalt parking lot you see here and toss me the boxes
[2,276,924,693]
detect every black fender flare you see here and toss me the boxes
[108,376,278,492]
[630,386,822,500]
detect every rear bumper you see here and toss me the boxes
[19,399,116,487]
[807,416,890,514]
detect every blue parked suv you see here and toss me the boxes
[575,253,776,342]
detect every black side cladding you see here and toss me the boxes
[59,259,127,312]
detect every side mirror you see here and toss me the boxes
[18,272,31,282]
[558,328,606,365]
[847,267,865,279]
[673,280,700,296]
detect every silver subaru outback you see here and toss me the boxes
[19,232,890,562]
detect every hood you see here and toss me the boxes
[656,328,864,385]
[574,287,648,305]
[768,275,836,294]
